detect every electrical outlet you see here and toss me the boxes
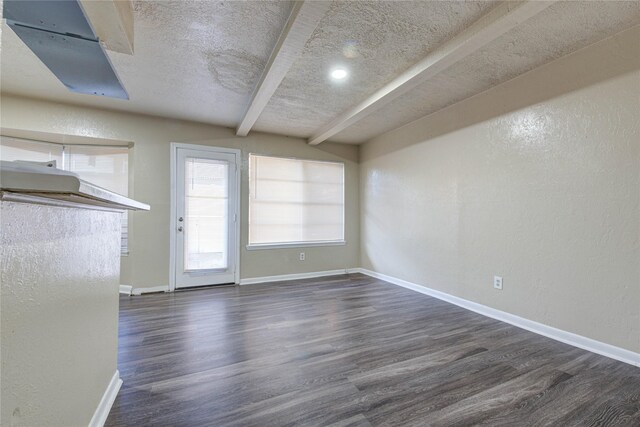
[494,276,503,290]
[299,252,305,261]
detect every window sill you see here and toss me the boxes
[246,241,346,251]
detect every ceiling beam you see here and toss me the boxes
[79,0,134,55]
[308,0,556,145]
[236,1,331,137]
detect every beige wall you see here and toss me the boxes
[359,25,640,353]
[1,202,121,426]
[0,96,360,290]
[1,23,637,358]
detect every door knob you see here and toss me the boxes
[178,226,183,232]
[178,217,184,222]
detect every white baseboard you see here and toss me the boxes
[352,268,640,368]
[88,370,122,427]
[132,269,354,292]
[131,285,169,295]
[240,269,351,285]
[119,285,132,296]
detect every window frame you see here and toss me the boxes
[246,153,346,250]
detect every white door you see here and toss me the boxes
[172,145,239,289]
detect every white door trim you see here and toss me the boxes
[169,143,241,291]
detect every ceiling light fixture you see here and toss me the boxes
[330,69,348,80]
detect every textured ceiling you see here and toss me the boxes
[1,1,639,144]
[331,0,640,144]
[251,0,497,138]
[1,0,293,127]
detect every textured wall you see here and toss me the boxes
[360,26,640,353]
[0,201,121,426]
[0,98,360,289]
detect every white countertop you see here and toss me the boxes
[0,160,150,211]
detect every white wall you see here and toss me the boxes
[0,97,360,290]
[359,25,640,354]
[1,202,121,426]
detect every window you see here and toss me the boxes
[1,136,130,254]
[248,154,345,248]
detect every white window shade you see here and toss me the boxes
[0,136,64,165]
[66,145,129,254]
[1,136,130,254]
[249,154,345,247]
[66,145,128,196]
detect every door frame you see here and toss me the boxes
[169,142,241,291]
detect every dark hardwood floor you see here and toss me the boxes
[106,273,640,426]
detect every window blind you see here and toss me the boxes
[248,154,345,246]
[0,136,64,165]
[1,136,130,254]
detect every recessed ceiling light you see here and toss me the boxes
[330,69,348,80]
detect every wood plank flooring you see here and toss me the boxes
[106,273,640,426]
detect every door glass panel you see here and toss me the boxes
[184,157,229,271]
